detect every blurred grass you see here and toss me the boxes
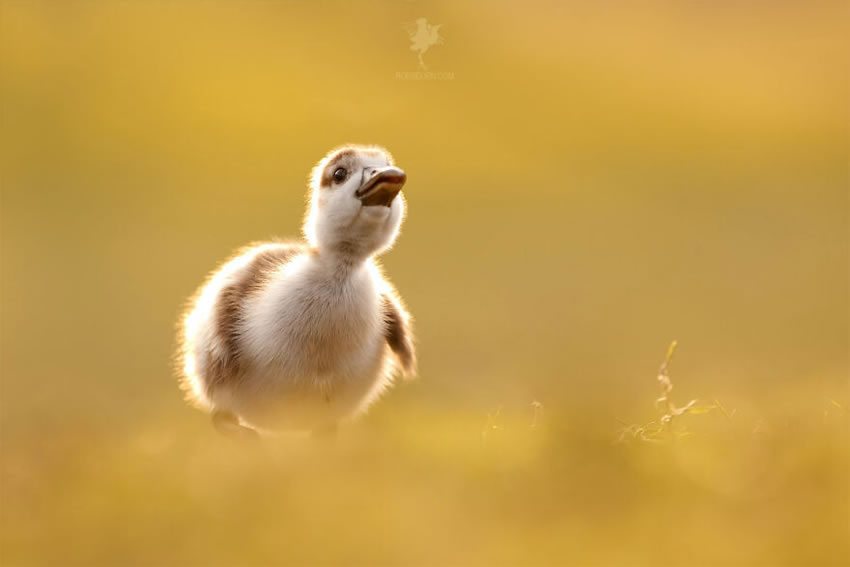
[1,1,848,565]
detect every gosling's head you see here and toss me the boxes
[304,145,407,259]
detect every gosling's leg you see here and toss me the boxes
[212,410,259,440]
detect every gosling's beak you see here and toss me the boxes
[356,166,406,207]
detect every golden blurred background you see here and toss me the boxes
[1,1,847,565]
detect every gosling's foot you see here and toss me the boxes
[211,410,259,440]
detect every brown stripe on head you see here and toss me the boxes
[310,145,394,190]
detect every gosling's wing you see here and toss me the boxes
[205,241,305,387]
[380,290,416,378]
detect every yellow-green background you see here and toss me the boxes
[1,1,847,565]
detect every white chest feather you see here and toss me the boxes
[240,255,385,381]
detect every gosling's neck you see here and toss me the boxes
[312,240,377,276]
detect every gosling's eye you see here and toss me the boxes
[332,168,347,184]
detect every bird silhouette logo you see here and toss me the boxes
[405,18,443,70]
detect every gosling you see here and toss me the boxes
[178,145,416,436]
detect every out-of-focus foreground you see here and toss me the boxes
[1,1,847,565]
